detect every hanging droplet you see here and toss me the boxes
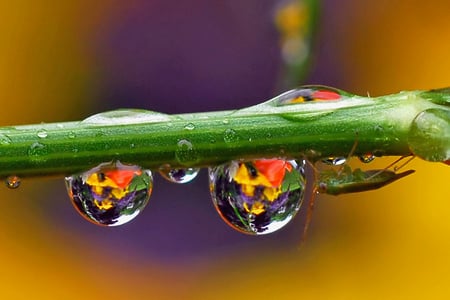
[5,175,21,189]
[65,161,152,226]
[274,85,344,106]
[322,156,346,166]
[359,153,375,163]
[159,166,200,184]
[209,158,306,235]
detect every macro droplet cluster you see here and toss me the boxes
[1,86,423,236]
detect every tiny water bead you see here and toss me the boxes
[159,167,200,184]
[275,85,343,106]
[359,153,376,163]
[209,159,306,235]
[322,156,346,166]
[5,175,21,189]
[65,161,152,226]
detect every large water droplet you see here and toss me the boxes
[5,175,21,189]
[65,161,153,226]
[175,139,199,165]
[37,129,48,139]
[209,158,306,235]
[159,166,200,184]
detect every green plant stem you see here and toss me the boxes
[0,87,449,178]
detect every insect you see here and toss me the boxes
[300,143,415,244]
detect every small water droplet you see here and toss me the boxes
[222,119,229,124]
[175,139,199,165]
[322,157,346,166]
[37,129,48,138]
[28,142,48,162]
[130,143,135,149]
[209,159,306,235]
[159,167,200,184]
[223,128,238,143]
[65,161,153,226]
[0,133,12,145]
[184,123,195,130]
[5,175,20,189]
[359,153,375,163]
[68,131,76,139]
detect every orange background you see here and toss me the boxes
[0,1,449,299]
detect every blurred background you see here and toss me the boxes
[1,0,449,299]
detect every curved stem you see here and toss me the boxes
[0,86,448,178]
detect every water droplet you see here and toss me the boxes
[37,129,48,138]
[0,133,12,145]
[28,142,48,162]
[175,139,199,165]
[184,123,195,130]
[223,128,238,143]
[274,85,344,106]
[408,108,450,162]
[159,167,200,184]
[209,159,306,235]
[359,153,375,163]
[322,157,346,166]
[81,109,172,125]
[222,119,229,124]
[65,161,152,226]
[68,131,76,139]
[5,175,20,189]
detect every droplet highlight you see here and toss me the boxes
[5,175,21,189]
[159,167,200,184]
[65,161,153,226]
[209,158,306,235]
